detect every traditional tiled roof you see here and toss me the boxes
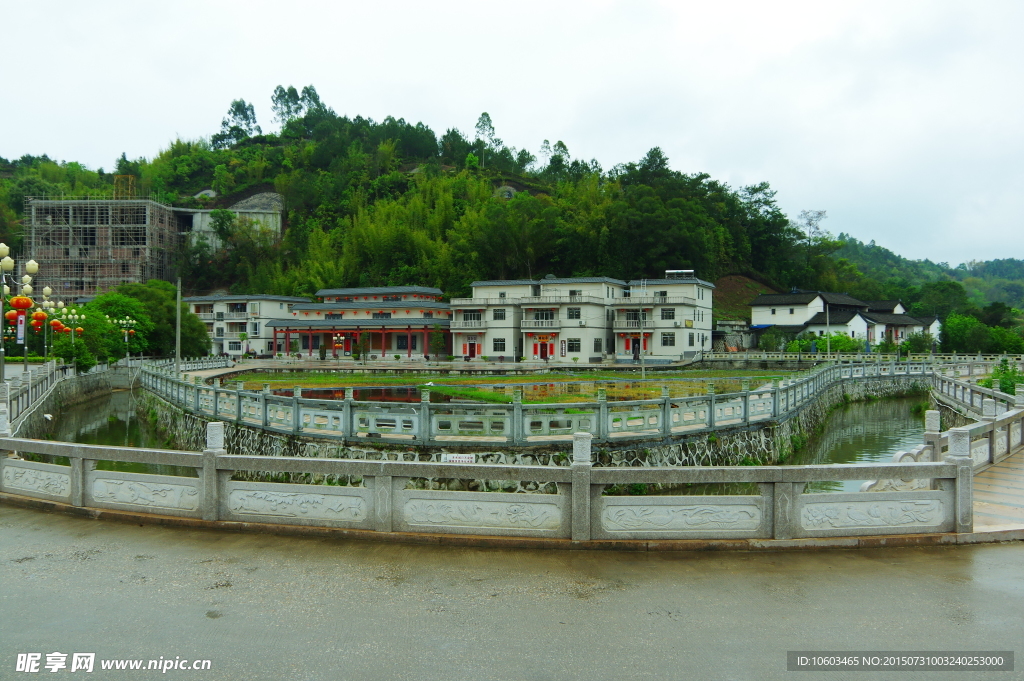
[863,312,926,326]
[292,301,449,311]
[183,294,309,302]
[864,300,903,312]
[266,318,448,329]
[804,310,865,325]
[749,292,821,306]
[315,286,443,297]
[749,291,867,307]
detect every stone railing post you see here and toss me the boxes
[512,387,524,444]
[706,382,716,428]
[193,376,202,413]
[946,428,974,533]
[661,386,671,436]
[771,378,780,417]
[741,379,751,426]
[292,386,302,433]
[924,409,942,462]
[0,404,9,438]
[571,432,593,542]
[982,398,996,421]
[234,382,244,423]
[595,388,607,441]
[202,422,226,521]
[419,388,430,445]
[773,481,798,540]
[261,383,270,428]
[1015,385,1024,409]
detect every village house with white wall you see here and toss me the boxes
[749,291,941,345]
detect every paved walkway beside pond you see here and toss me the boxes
[973,449,1024,531]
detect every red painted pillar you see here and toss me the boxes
[308,328,313,356]
[284,330,290,355]
[407,327,412,358]
[273,328,278,355]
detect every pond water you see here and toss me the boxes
[42,389,198,477]
[47,391,925,492]
[793,395,928,493]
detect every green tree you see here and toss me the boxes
[88,292,155,360]
[941,313,990,353]
[212,99,261,149]
[429,324,446,358]
[464,152,479,170]
[114,280,211,357]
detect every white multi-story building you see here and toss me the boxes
[184,294,309,356]
[615,273,715,361]
[450,271,713,364]
[451,276,628,362]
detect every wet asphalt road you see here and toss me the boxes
[1,506,1022,681]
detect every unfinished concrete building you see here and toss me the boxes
[25,197,180,296]
[24,193,283,296]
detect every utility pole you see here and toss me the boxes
[638,279,647,380]
[825,299,831,357]
[175,277,181,374]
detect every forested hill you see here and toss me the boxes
[835,235,1024,310]
[0,84,1021,310]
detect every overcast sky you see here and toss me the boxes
[3,0,1021,266]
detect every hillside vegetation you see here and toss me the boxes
[0,84,1022,353]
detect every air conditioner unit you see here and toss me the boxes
[674,321,681,327]
[578,321,586,327]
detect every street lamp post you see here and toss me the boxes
[0,244,42,383]
[333,333,345,367]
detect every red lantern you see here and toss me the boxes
[63,327,71,334]
[75,327,84,336]
[4,310,17,322]
[128,329,135,335]
[30,319,42,330]
[49,319,62,329]
[9,296,33,310]
[31,310,47,322]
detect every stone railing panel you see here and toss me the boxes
[393,487,569,538]
[592,489,771,540]
[221,479,371,528]
[0,458,72,502]
[793,489,955,537]
[84,469,201,518]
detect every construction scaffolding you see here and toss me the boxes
[25,196,179,297]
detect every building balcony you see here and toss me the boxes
[195,312,215,320]
[519,295,604,306]
[614,319,693,329]
[521,319,561,329]
[620,295,697,306]
[450,320,487,329]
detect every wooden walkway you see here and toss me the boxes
[973,450,1024,530]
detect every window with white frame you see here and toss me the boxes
[661,332,675,347]
[228,341,242,351]
[688,332,695,346]
[493,308,506,320]
[493,338,506,352]
[567,307,581,319]
[567,338,581,352]
[594,337,602,352]
[661,308,675,320]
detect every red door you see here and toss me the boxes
[540,343,549,359]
